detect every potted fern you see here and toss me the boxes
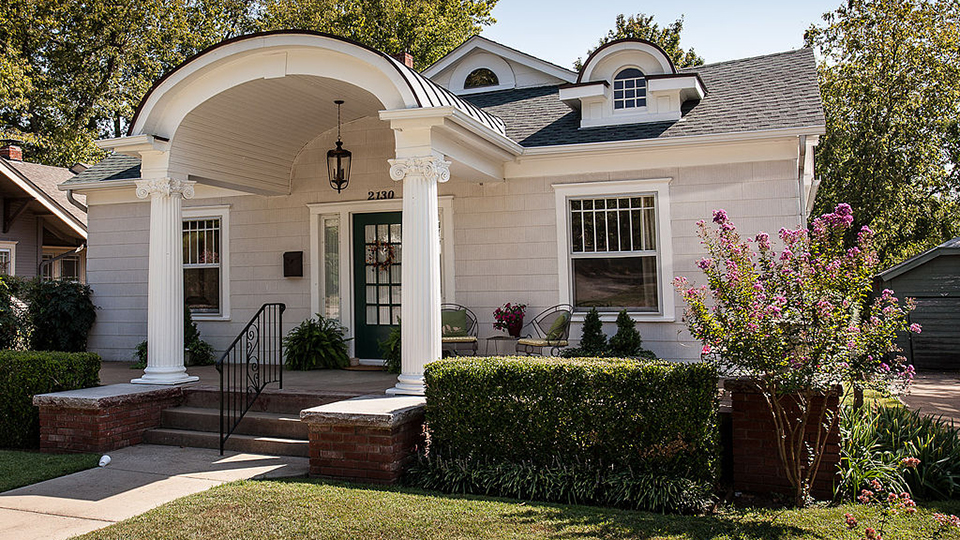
[284,314,352,370]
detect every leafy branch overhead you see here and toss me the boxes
[805,0,960,268]
[575,13,704,71]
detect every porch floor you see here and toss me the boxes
[99,362,397,396]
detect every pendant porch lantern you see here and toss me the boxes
[327,99,352,193]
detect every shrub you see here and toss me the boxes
[609,309,657,359]
[379,321,401,374]
[0,277,22,349]
[677,205,918,506]
[407,454,713,513]
[0,351,100,447]
[284,315,350,370]
[418,357,718,511]
[133,306,216,368]
[578,307,606,355]
[838,405,960,501]
[23,279,96,352]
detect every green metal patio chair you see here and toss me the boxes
[441,303,479,356]
[516,304,573,357]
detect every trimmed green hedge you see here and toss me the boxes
[0,351,101,448]
[416,357,719,510]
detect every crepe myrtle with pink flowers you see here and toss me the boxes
[676,204,920,506]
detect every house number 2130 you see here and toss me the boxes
[367,190,395,200]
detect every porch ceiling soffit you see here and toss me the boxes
[381,107,521,184]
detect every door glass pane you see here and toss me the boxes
[366,286,377,304]
[379,306,390,324]
[377,224,389,243]
[365,224,375,243]
[390,224,401,243]
[366,305,378,324]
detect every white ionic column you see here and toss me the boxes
[386,155,450,395]
[131,177,199,385]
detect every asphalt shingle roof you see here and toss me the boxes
[63,153,141,186]
[464,48,825,147]
[3,159,86,225]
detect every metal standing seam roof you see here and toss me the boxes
[390,56,507,136]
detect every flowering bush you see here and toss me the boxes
[842,459,921,540]
[676,204,919,506]
[493,303,526,336]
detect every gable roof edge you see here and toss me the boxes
[0,158,87,237]
[424,35,577,83]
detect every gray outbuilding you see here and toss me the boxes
[877,238,960,371]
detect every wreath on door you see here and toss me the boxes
[371,239,397,272]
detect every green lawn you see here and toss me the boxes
[0,450,99,492]
[75,479,960,540]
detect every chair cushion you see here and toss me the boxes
[442,336,478,343]
[545,311,570,341]
[441,309,468,337]
[517,338,568,347]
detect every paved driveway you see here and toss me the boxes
[900,371,960,425]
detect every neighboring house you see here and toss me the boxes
[63,32,824,394]
[876,238,960,371]
[0,144,87,281]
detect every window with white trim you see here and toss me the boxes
[183,218,221,314]
[0,242,14,276]
[41,248,83,281]
[182,206,230,319]
[613,68,647,110]
[569,195,659,311]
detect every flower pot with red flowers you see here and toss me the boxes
[493,303,526,338]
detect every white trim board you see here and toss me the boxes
[552,178,675,323]
[308,196,455,360]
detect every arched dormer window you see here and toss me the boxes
[464,68,499,89]
[613,68,646,110]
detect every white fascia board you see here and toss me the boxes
[424,36,577,83]
[558,83,607,102]
[520,126,828,158]
[95,134,169,156]
[380,107,523,156]
[58,179,138,192]
[0,160,87,237]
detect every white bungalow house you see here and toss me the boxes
[62,32,824,395]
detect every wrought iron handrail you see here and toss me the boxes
[216,303,285,454]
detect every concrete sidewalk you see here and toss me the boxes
[901,371,960,425]
[0,444,309,540]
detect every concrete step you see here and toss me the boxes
[182,387,361,414]
[160,407,308,440]
[143,428,309,457]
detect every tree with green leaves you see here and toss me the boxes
[257,0,498,70]
[575,13,704,71]
[0,0,257,167]
[805,0,960,268]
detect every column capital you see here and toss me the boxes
[388,155,451,183]
[135,177,196,200]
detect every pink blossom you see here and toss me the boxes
[844,513,858,529]
[909,323,922,334]
[701,344,712,355]
[712,209,728,224]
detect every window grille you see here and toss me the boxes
[613,68,647,110]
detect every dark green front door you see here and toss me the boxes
[353,212,402,359]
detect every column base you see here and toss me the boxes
[131,366,199,386]
[386,374,425,396]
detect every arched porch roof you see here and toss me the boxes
[127,31,507,194]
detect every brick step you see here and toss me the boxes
[143,428,309,457]
[160,407,308,440]
[182,387,363,414]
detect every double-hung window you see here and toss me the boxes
[554,179,675,320]
[570,196,658,311]
[183,206,230,319]
[0,241,16,276]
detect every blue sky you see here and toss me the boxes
[481,1,842,69]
